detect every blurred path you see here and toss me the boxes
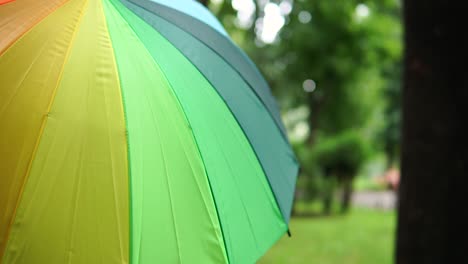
[352,191,396,210]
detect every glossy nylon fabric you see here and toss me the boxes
[149,0,227,36]
[0,0,67,54]
[129,0,288,139]
[0,0,86,257]
[2,0,130,263]
[0,1,15,5]
[103,1,228,263]
[108,1,287,263]
[121,0,299,222]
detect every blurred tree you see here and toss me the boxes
[307,131,370,213]
[276,0,400,141]
[210,0,402,214]
[397,0,467,262]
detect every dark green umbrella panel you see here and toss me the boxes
[0,0,299,263]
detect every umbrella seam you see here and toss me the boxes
[99,0,130,262]
[105,1,230,262]
[128,0,291,144]
[107,1,231,262]
[123,0,295,225]
[0,0,89,260]
[101,1,135,263]
[0,0,69,55]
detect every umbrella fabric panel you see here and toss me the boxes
[122,0,299,223]
[108,1,287,263]
[2,0,129,263]
[148,0,228,37]
[128,0,288,139]
[0,0,87,257]
[0,0,67,54]
[103,1,228,263]
[0,1,15,6]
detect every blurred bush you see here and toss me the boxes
[296,130,371,214]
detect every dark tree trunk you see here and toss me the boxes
[322,172,334,215]
[397,1,467,263]
[340,177,352,214]
[322,192,332,215]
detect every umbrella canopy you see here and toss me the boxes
[0,0,299,263]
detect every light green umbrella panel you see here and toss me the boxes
[0,0,299,263]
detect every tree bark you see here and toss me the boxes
[321,174,334,215]
[397,1,467,263]
[340,177,352,214]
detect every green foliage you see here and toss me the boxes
[210,0,402,208]
[297,131,371,179]
[312,131,371,176]
[295,131,371,208]
[296,131,372,211]
[276,0,401,138]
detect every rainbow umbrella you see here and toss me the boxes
[0,0,298,263]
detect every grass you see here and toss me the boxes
[258,208,396,264]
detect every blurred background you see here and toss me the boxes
[206,0,402,263]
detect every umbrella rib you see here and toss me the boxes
[127,0,289,142]
[120,0,298,225]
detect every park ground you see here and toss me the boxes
[258,208,396,264]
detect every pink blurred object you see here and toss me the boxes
[384,167,400,190]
